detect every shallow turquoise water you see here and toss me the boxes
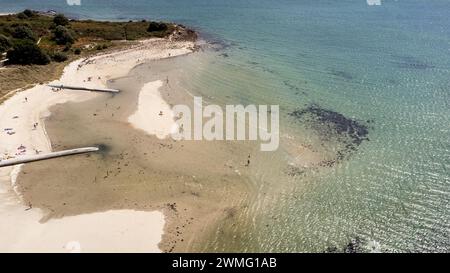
[1,0,449,252]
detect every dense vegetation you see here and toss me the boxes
[7,40,50,65]
[147,21,168,32]
[0,10,176,65]
[0,10,196,103]
[53,14,69,26]
[12,25,36,41]
[52,25,75,45]
[0,34,11,53]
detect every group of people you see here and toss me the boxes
[4,128,15,136]
[51,87,63,92]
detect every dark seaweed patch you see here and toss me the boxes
[199,31,231,51]
[390,55,435,70]
[283,80,300,91]
[386,78,399,85]
[284,165,306,177]
[290,105,369,145]
[283,80,308,96]
[261,67,276,74]
[289,104,371,164]
[325,237,365,253]
[329,69,354,80]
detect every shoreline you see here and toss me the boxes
[0,37,195,252]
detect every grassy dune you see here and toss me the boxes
[0,10,192,102]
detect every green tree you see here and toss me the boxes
[7,40,50,65]
[23,9,36,17]
[17,9,36,19]
[17,13,27,20]
[53,14,69,26]
[12,25,36,41]
[51,52,68,62]
[53,25,75,45]
[0,34,11,53]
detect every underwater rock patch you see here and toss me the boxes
[325,237,364,253]
[289,104,371,165]
[325,237,383,253]
[289,104,370,145]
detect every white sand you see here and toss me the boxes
[0,206,165,253]
[0,38,194,252]
[128,80,177,139]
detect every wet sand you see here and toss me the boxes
[14,55,259,252]
[0,38,196,252]
[2,40,329,252]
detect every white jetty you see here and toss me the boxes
[0,147,100,168]
[48,84,120,93]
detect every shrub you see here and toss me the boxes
[53,25,75,45]
[17,9,36,19]
[12,25,36,41]
[95,44,108,51]
[74,48,81,55]
[0,34,11,53]
[23,9,36,17]
[17,13,28,20]
[51,52,68,62]
[147,21,168,32]
[7,40,50,65]
[53,14,69,26]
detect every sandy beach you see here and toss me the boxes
[128,80,177,139]
[0,38,194,252]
